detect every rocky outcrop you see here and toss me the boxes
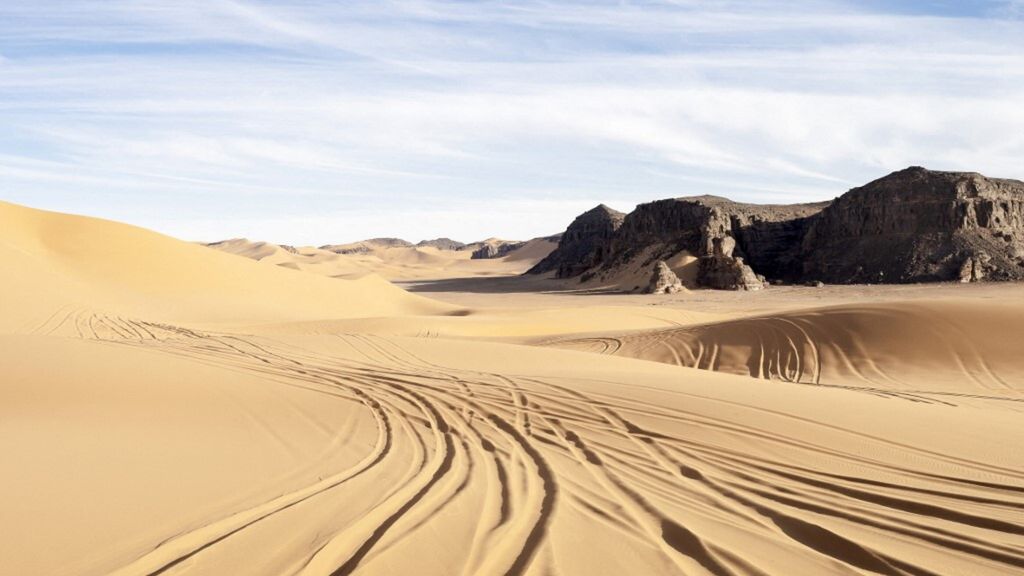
[646,261,684,294]
[416,238,465,251]
[321,238,413,254]
[801,167,1024,283]
[527,204,626,277]
[531,167,1024,289]
[958,254,990,283]
[565,195,825,288]
[470,239,526,259]
[697,237,766,290]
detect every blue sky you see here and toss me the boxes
[2,1,1023,243]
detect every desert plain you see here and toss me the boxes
[2,198,1023,576]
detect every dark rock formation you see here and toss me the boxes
[530,167,1024,289]
[416,238,466,251]
[557,196,824,288]
[958,254,990,283]
[646,261,684,294]
[802,167,1024,283]
[527,204,626,277]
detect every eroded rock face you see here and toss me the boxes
[586,195,825,288]
[698,256,766,290]
[697,237,766,290]
[529,167,1024,289]
[527,204,626,277]
[801,167,1024,283]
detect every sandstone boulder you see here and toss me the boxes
[646,261,685,294]
[698,255,765,291]
[958,252,992,283]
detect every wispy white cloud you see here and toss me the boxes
[1,0,1023,243]
[1000,0,1024,17]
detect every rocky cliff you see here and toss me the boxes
[530,196,826,289]
[530,167,1024,289]
[605,195,828,288]
[802,167,1024,283]
[527,204,626,277]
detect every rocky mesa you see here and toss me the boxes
[529,167,1024,289]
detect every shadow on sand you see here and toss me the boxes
[398,275,630,295]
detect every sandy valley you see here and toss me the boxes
[2,199,1022,576]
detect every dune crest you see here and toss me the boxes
[0,201,454,331]
[546,301,1024,396]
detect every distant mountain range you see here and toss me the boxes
[317,235,561,260]
[204,234,562,281]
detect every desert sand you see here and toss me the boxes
[2,200,1023,575]
[205,236,558,282]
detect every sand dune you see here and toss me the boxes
[205,236,559,282]
[3,200,1023,575]
[252,305,726,341]
[0,201,453,331]
[546,301,1024,398]
[5,326,1022,575]
[578,247,700,292]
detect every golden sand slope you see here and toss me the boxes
[577,247,700,292]
[2,201,1023,575]
[545,301,1024,397]
[0,201,453,331]
[205,236,558,281]
[5,328,1023,575]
